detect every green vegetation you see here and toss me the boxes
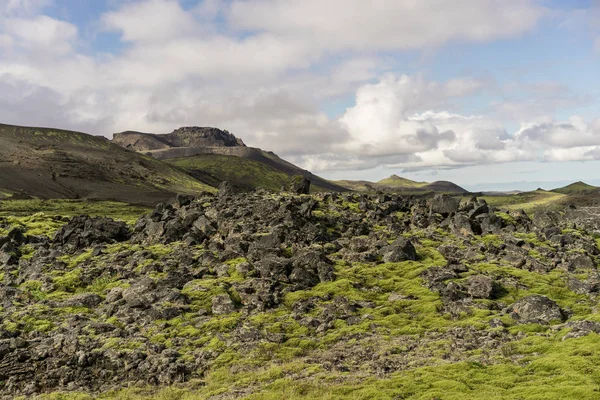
[170,153,294,191]
[552,181,598,195]
[0,199,150,221]
[0,200,150,239]
[167,154,332,192]
[478,190,566,213]
[376,174,427,188]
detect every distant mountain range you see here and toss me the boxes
[4,122,596,205]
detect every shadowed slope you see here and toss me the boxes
[0,123,214,205]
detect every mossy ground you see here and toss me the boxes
[4,195,600,399]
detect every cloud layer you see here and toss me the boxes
[0,0,598,175]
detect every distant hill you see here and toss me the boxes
[112,127,347,193]
[334,175,468,194]
[0,123,214,204]
[377,174,427,188]
[552,181,598,195]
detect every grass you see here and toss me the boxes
[552,181,597,195]
[35,332,600,400]
[478,190,567,213]
[0,199,150,238]
[167,154,328,192]
[0,199,149,222]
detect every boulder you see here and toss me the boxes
[218,181,234,198]
[510,295,566,324]
[59,293,102,309]
[289,176,311,195]
[467,275,495,299]
[211,294,236,315]
[381,237,417,263]
[430,194,460,217]
[53,216,130,250]
[452,214,482,236]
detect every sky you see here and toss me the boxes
[0,0,599,191]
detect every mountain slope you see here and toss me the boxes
[0,123,214,204]
[112,127,347,192]
[553,181,598,195]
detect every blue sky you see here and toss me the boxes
[0,0,599,191]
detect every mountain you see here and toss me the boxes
[0,123,214,204]
[552,181,599,195]
[335,174,468,194]
[112,127,347,192]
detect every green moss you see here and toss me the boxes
[19,280,46,301]
[53,268,82,292]
[58,250,94,269]
[166,154,293,192]
[496,212,516,225]
[478,234,504,247]
[0,200,149,225]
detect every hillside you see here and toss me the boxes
[335,174,468,194]
[2,192,600,399]
[553,181,599,195]
[0,123,214,204]
[112,127,347,193]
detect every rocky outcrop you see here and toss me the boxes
[112,127,245,152]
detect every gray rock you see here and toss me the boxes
[381,237,417,263]
[59,293,102,309]
[430,194,460,217]
[289,176,310,195]
[467,275,495,299]
[510,295,566,324]
[212,294,236,315]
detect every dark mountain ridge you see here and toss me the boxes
[0,123,214,205]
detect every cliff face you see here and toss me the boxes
[112,127,245,152]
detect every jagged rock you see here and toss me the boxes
[122,278,157,309]
[380,237,417,263]
[452,214,482,236]
[568,255,595,271]
[59,293,102,309]
[567,277,600,294]
[533,211,562,229]
[437,244,462,264]
[53,216,130,250]
[510,295,566,324]
[211,294,236,315]
[562,320,600,340]
[430,194,460,217]
[289,176,310,195]
[467,275,495,299]
[218,181,234,198]
[0,242,19,266]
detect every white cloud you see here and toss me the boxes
[0,0,51,16]
[102,0,200,43]
[0,33,12,48]
[228,0,546,51]
[2,15,77,54]
[595,37,600,54]
[297,75,600,172]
